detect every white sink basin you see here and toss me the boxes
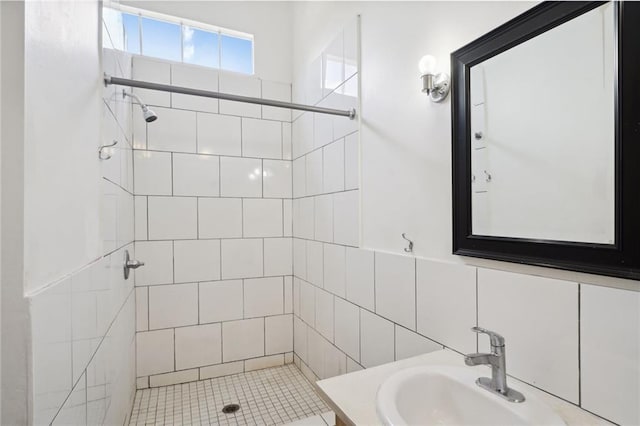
[376,366,566,426]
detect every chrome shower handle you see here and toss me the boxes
[123,250,145,280]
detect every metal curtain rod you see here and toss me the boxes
[104,75,356,120]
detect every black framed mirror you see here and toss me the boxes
[451,1,640,280]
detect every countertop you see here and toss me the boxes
[315,349,611,426]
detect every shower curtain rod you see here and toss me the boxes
[104,74,357,120]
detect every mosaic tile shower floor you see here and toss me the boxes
[129,364,334,426]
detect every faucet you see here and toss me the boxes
[464,327,525,403]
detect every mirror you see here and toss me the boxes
[470,3,615,244]
[452,1,640,280]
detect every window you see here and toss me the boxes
[106,5,254,74]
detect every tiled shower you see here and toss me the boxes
[10,1,638,426]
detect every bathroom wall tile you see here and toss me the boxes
[293,316,308,362]
[135,287,149,331]
[360,309,394,368]
[293,157,306,198]
[222,318,265,362]
[219,72,261,118]
[346,358,364,374]
[263,160,292,198]
[244,277,284,318]
[174,239,221,283]
[333,190,359,246]
[171,63,219,113]
[293,238,307,280]
[149,283,198,329]
[315,289,335,342]
[147,107,197,153]
[242,118,282,159]
[149,369,199,388]
[266,314,294,355]
[314,194,333,243]
[395,326,442,361]
[283,122,292,160]
[132,56,171,107]
[243,199,283,237]
[134,241,173,286]
[175,323,222,370]
[172,153,220,197]
[324,244,346,298]
[132,111,147,149]
[314,111,334,150]
[200,361,244,380]
[478,268,579,403]
[264,238,293,276]
[134,196,148,240]
[133,150,172,195]
[197,113,241,156]
[299,280,316,327]
[147,197,197,240]
[283,199,293,237]
[375,252,416,330]
[293,197,315,240]
[199,280,243,324]
[345,247,374,311]
[416,259,476,353]
[136,329,174,376]
[221,239,263,279]
[581,284,640,425]
[306,240,324,287]
[307,328,325,377]
[284,276,293,314]
[292,112,313,159]
[51,372,86,426]
[323,139,345,193]
[262,80,292,122]
[344,132,358,190]
[198,198,243,239]
[323,339,347,379]
[245,354,285,372]
[334,298,360,361]
[220,156,262,197]
[305,150,323,196]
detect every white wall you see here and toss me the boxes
[23,0,104,294]
[120,1,292,83]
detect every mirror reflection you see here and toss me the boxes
[470,3,615,244]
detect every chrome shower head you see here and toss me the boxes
[123,91,158,123]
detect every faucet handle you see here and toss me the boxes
[471,326,505,347]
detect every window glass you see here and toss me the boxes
[141,17,181,62]
[221,34,253,74]
[122,13,140,55]
[183,26,219,68]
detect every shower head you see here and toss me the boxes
[123,91,158,123]
[141,105,158,123]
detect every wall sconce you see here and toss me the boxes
[419,55,450,103]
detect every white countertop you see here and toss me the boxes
[315,349,611,426]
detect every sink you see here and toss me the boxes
[376,366,566,426]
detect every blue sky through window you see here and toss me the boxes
[141,17,181,62]
[183,26,219,68]
[122,13,140,55]
[221,35,253,74]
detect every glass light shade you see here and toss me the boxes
[419,55,437,75]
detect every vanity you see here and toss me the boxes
[316,349,611,426]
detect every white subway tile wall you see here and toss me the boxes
[290,17,638,426]
[31,30,137,426]
[132,54,295,388]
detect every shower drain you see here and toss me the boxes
[222,403,241,414]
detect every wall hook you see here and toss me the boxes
[484,170,492,182]
[402,233,414,253]
[99,140,118,160]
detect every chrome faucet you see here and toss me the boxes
[464,327,525,403]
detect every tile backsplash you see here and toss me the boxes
[131,55,294,389]
[290,16,639,426]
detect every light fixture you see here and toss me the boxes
[419,54,450,103]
